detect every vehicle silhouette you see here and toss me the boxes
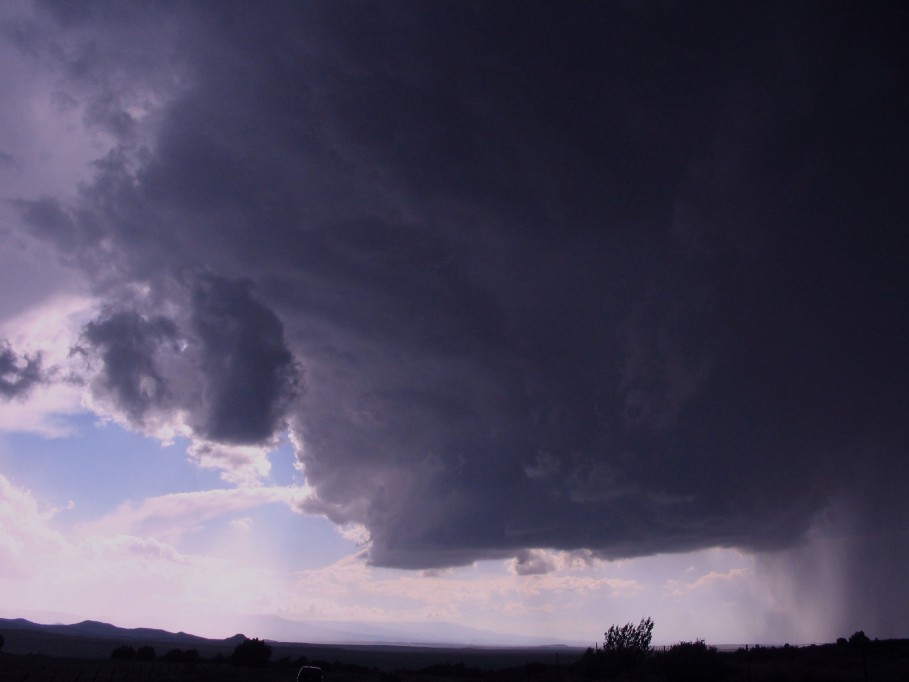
[297,665,323,682]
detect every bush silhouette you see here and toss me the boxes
[663,640,721,682]
[136,645,156,661]
[162,648,200,664]
[231,637,272,667]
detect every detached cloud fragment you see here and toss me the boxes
[79,310,179,423]
[3,0,908,637]
[0,338,46,399]
[186,441,272,487]
[71,275,301,479]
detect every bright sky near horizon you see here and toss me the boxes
[1,0,907,647]
[0,416,787,645]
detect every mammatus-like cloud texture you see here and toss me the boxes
[3,0,908,636]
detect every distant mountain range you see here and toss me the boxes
[0,617,243,645]
[0,617,245,659]
[0,615,581,652]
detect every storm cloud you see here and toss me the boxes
[5,0,908,635]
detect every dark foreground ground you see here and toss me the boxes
[2,628,909,682]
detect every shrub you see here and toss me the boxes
[136,645,156,661]
[664,640,721,682]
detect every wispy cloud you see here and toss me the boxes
[79,485,312,543]
[665,567,750,597]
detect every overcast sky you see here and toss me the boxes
[1,0,907,646]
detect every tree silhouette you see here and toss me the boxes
[849,631,870,648]
[601,617,654,678]
[605,617,653,656]
[136,645,156,661]
[849,631,871,681]
[231,637,272,667]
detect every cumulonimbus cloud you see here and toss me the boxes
[4,0,908,637]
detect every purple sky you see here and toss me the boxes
[0,0,907,645]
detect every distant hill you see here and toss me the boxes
[0,617,585,670]
[0,617,242,643]
[0,618,247,658]
[0,615,576,649]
